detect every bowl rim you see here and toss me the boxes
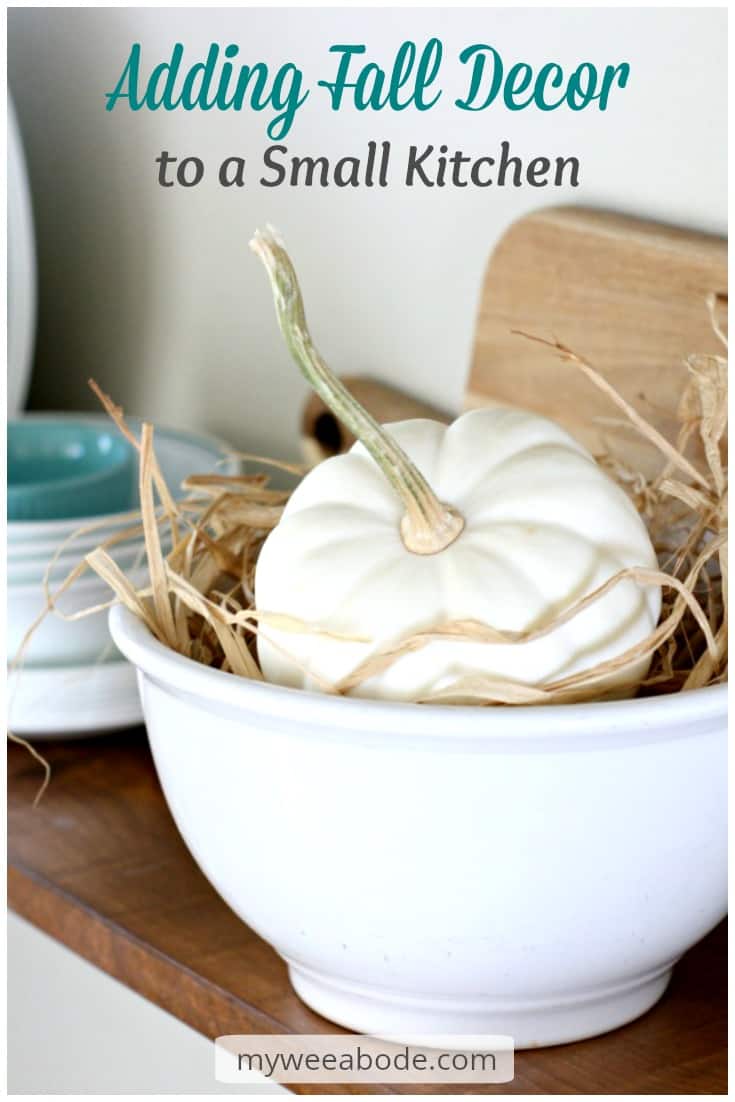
[109,604,727,741]
[7,419,133,500]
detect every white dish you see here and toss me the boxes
[110,603,727,1049]
[7,535,167,586]
[8,417,237,542]
[7,98,36,416]
[7,660,142,737]
[7,520,147,561]
[8,564,149,669]
[7,420,240,737]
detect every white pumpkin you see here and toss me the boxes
[251,229,661,702]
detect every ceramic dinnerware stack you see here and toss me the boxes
[7,413,240,737]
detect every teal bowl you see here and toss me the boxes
[7,420,136,521]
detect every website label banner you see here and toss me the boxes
[215,1033,514,1085]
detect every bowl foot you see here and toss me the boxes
[287,961,673,1049]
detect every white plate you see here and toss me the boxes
[7,661,142,737]
[6,418,239,735]
[7,541,153,588]
[8,563,150,668]
[8,416,239,542]
[7,522,147,561]
[8,531,170,583]
[7,98,36,416]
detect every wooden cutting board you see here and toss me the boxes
[465,206,727,471]
[301,207,726,469]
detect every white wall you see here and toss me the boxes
[8,7,727,461]
[7,913,285,1093]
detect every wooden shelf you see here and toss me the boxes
[8,731,726,1094]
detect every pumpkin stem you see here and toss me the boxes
[250,227,464,555]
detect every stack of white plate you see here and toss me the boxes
[8,415,240,738]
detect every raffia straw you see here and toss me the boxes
[88,380,181,544]
[222,450,308,476]
[163,567,262,678]
[138,423,178,650]
[79,323,725,704]
[7,731,51,806]
[181,474,278,494]
[85,547,160,637]
[705,291,728,350]
[10,308,727,807]
[512,331,711,489]
[334,557,721,697]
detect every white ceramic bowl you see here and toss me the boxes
[7,417,237,544]
[110,605,727,1048]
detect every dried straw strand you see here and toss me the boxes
[10,309,727,809]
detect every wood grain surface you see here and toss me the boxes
[465,207,727,474]
[8,734,727,1095]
